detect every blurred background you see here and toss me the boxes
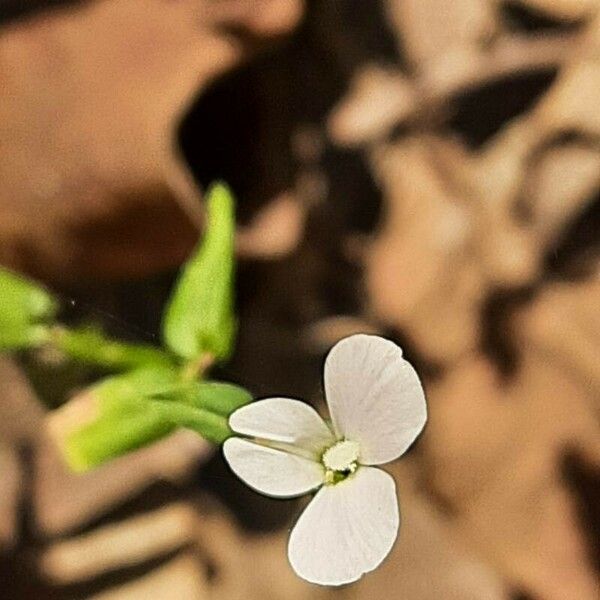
[0,0,599,598]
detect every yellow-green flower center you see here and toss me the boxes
[322,439,360,484]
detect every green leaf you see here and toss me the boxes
[52,326,174,371]
[148,380,253,443]
[62,366,180,471]
[64,407,175,473]
[61,368,248,470]
[94,366,181,414]
[162,182,236,362]
[0,268,57,350]
[185,381,252,417]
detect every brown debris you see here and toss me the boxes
[423,351,600,599]
[0,445,21,549]
[0,0,301,282]
[1,0,600,598]
[236,192,307,259]
[366,137,482,364]
[515,0,600,21]
[40,503,198,584]
[86,554,210,600]
[329,2,600,597]
[328,65,415,147]
[34,428,210,536]
[513,278,600,401]
[386,0,497,70]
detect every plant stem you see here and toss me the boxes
[50,326,174,371]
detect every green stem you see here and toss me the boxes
[181,352,215,381]
[51,326,174,371]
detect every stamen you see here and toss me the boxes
[322,439,360,475]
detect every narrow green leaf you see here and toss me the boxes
[162,182,236,362]
[147,380,253,441]
[52,326,174,371]
[186,381,252,417]
[0,267,57,350]
[146,398,230,444]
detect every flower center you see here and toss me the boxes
[321,440,360,484]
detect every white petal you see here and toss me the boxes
[324,334,427,465]
[229,397,335,456]
[223,437,324,498]
[288,466,399,586]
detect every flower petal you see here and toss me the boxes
[229,397,335,456]
[288,466,399,585]
[223,437,324,498]
[324,334,427,465]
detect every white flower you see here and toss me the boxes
[222,334,427,586]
